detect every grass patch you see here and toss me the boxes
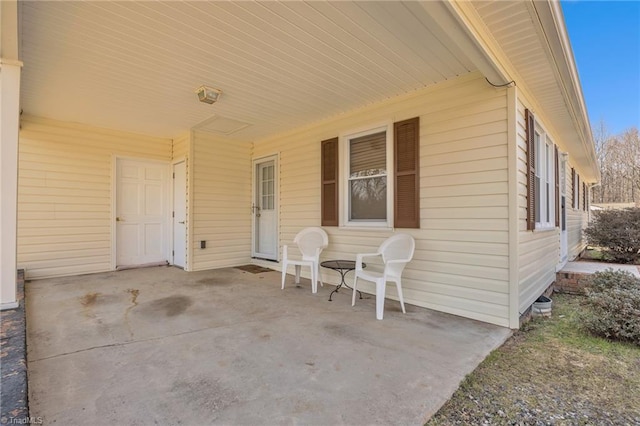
[427,294,640,425]
[581,247,613,262]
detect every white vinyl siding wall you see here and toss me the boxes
[17,116,172,279]
[567,172,588,260]
[172,132,189,160]
[516,98,558,312]
[189,131,252,270]
[253,72,511,326]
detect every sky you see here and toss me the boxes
[561,1,640,136]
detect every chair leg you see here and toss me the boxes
[311,266,317,294]
[294,265,301,284]
[395,279,406,314]
[351,276,359,306]
[281,263,287,290]
[316,264,324,287]
[376,279,387,320]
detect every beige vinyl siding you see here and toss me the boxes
[172,132,189,160]
[17,116,171,279]
[515,97,560,312]
[253,72,511,326]
[189,131,252,270]
[567,170,588,260]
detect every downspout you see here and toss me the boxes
[507,85,520,329]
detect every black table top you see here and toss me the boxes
[320,260,366,270]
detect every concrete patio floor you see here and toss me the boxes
[26,266,511,425]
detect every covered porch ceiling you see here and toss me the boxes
[19,1,481,141]
[19,1,597,179]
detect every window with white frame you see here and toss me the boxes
[321,117,420,229]
[534,129,555,228]
[341,125,393,227]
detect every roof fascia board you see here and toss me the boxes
[526,1,600,182]
[417,1,511,86]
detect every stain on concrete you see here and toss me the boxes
[126,289,139,305]
[194,277,229,287]
[292,399,320,415]
[80,292,101,307]
[141,295,193,317]
[171,378,238,413]
[79,292,121,307]
[124,289,140,338]
[323,322,363,342]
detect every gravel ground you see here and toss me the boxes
[427,294,640,426]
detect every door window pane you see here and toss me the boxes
[260,164,275,211]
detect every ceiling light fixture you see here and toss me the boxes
[196,85,222,104]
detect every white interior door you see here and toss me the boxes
[116,158,168,268]
[172,161,187,268]
[252,157,278,260]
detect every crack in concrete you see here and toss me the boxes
[29,313,287,363]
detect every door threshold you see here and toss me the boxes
[116,261,169,271]
[252,257,278,263]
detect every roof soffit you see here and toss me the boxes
[19,1,480,141]
[466,0,599,181]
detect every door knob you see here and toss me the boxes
[116,217,124,222]
[178,221,185,224]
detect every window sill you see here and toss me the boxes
[533,224,556,233]
[339,224,394,232]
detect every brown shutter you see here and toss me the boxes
[554,146,560,227]
[571,167,576,209]
[583,182,587,211]
[526,109,536,231]
[321,137,339,226]
[394,117,420,229]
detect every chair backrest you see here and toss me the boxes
[293,227,329,259]
[379,233,415,277]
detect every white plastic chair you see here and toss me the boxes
[281,227,329,294]
[351,233,415,320]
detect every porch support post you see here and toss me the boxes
[0,0,23,310]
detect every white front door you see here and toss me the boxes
[116,158,169,268]
[172,161,187,268]
[252,156,278,260]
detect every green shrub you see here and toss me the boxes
[582,269,640,345]
[584,208,640,264]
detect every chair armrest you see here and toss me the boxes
[387,258,412,265]
[356,252,380,271]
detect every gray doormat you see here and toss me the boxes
[235,265,274,274]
